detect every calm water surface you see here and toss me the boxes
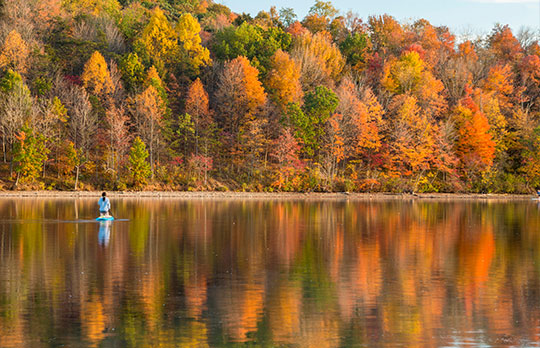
[1,198,540,347]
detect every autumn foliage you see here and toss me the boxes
[0,0,536,192]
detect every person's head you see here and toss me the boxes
[102,192,107,197]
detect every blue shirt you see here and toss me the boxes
[98,197,110,212]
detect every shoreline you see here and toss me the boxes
[0,191,534,201]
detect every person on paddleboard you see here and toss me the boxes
[99,192,111,217]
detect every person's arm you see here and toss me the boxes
[106,198,111,211]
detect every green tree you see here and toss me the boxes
[287,85,338,158]
[213,22,292,75]
[13,124,49,185]
[308,0,338,19]
[302,0,338,33]
[128,137,151,189]
[279,7,297,27]
[339,32,371,71]
[175,113,195,160]
[120,52,146,92]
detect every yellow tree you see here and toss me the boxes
[382,51,424,94]
[382,50,446,118]
[136,7,179,71]
[266,49,303,110]
[176,13,211,75]
[386,95,434,178]
[291,31,345,90]
[81,51,113,95]
[63,0,121,16]
[0,30,29,73]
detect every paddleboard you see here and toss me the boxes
[96,216,115,221]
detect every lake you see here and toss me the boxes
[1,197,540,347]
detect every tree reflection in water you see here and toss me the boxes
[0,198,539,347]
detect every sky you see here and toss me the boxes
[218,0,539,36]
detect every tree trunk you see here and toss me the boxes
[74,165,79,190]
[9,141,14,177]
[2,135,5,163]
[150,144,154,179]
[150,120,154,179]
[56,142,60,179]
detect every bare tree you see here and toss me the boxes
[66,86,96,153]
[106,60,126,107]
[0,0,35,44]
[132,86,163,178]
[98,16,126,54]
[72,16,126,54]
[0,80,33,173]
[105,105,130,177]
[61,84,97,188]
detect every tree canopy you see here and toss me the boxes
[0,0,537,193]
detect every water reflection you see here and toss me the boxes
[98,221,112,246]
[0,198,540,347]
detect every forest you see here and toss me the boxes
[0,0,538,193]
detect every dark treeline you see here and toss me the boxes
[0,0,539,192]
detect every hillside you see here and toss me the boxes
[0,0,538,193]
